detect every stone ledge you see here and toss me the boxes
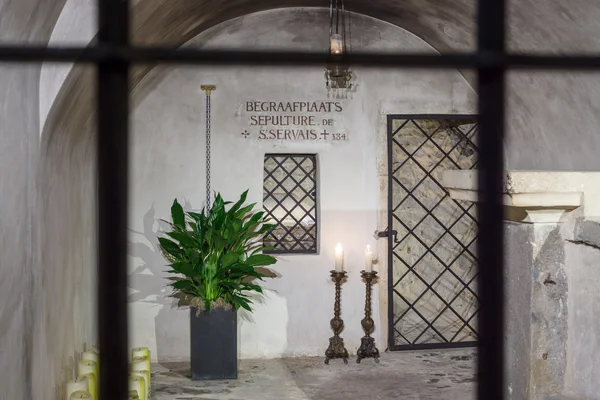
[442,170,592,223]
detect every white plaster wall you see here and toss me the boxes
[127,9,476,361]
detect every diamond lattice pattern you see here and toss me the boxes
[263,154,317,253]
[391,118,479,348]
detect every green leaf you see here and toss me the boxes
[229,190,249,214]
[158,237,183,259]
[246,254,277,267]
[170,261,196,278]
[166,231,196,248]
[221,252,240,268]
[235,203,256,219]
[250,245,275,255]
[171,199,185,230]
[171,279,193,290]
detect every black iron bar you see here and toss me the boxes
[1,45,600,69]
[477,0,506,398]
[97,0,130,399]
[386,115,395,352]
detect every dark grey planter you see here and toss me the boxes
[190,306,238,380]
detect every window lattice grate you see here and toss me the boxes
[263,154,318,254]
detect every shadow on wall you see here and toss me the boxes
[128,204,191,362]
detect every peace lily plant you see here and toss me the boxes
[159,190,277,313]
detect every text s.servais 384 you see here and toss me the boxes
[241,100,349,142]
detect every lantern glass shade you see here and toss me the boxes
[329,33,344,55]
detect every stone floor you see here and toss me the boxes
[152,348,476,400]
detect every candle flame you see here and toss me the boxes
[366,244,371,252]
[336,243,343,252]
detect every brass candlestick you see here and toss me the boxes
[325,270,349,364]
[357,270,380,363]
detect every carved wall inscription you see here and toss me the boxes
[241,100,349,142]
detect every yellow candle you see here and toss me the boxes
[131,370,150,400]
[334,243,344,272]
[129,376,145,400]
[66,378,88,400]
[129,391,140,400]
[69,390,92,399]
[131,347,150,360]
[78,373,97,400]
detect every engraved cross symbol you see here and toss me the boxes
[320,129,330,140]
[241,130,250,138]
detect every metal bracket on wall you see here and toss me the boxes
[374,227,398,242]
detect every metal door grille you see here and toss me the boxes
[263,154,318,254]
[388,116,479,351]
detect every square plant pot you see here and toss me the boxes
[190,306,238,380]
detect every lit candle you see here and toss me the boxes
[66,378,88,400]
[330,33,344,55]
[335,243,344,272]
[365,245,373,272]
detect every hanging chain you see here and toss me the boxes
[200,85,216,213]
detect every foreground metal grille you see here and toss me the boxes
[263,154,318,254]
[388,116,479,351]
[7,0,578,394]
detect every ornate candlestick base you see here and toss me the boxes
[357,336,380,363]
[357,270,380,363]
[325,270,349,364]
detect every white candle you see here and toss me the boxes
[129,376,146,400]
[77,373,97,400]
[66,378,88,400]
[69,391,92,399]
[78,360,98,382]
[82,351,99,365]
[334,243,343,272]
[131,354,151,397]
[131,356,151,373]
[81,351,99,382]
[131,347,150,360]
[365,245,373,272]
[131,370,150,400]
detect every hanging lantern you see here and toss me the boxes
[326,0,353,90]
